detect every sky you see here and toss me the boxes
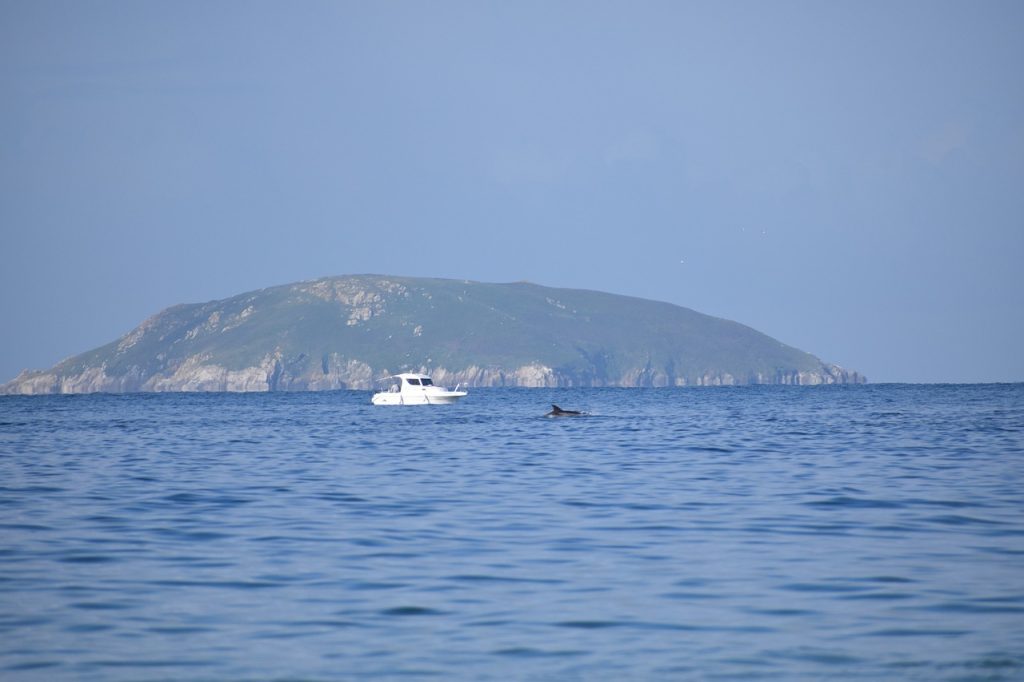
[1,1,1022,384]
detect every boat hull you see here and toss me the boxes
[371,390,467,405]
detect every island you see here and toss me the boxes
[1,275,864,393]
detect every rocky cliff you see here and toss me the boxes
[2,275,864,394]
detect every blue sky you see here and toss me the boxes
[2,1,1022,383]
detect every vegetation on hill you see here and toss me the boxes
[2,275,863,393]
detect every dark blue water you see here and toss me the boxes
[1,385,1022,680]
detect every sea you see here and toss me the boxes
[1,384,1022,681]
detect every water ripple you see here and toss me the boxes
[1,384,1022,680]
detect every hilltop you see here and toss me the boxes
[2,275,863,393]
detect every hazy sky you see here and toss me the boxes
[2,1,1022,383]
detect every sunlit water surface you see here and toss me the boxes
[1,384,1022,680]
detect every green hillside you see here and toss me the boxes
[2,275,863,393]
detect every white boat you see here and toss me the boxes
[371,373,468,405]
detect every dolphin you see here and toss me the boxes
[546,404,584,417]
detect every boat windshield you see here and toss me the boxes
[421,378,434,386]
[406,378,421,386]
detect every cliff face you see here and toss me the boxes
[2,275,865,394]
[3,361,863,394]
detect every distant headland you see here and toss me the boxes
[1,275,864,394]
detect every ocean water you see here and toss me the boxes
[1,384,1022,680]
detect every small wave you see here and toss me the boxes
[554,620,622,629]
[284,619,363,629]
[317,492,368,503]
[862,628,970,637]
[806,495,905,509]
[445,574,565,585]
[780,582,869,594]
[766,648,865,665]
[0,523,53,532]
[145,625,215,634]
[145,579,281,590]
[57,554,118,564]
[0,486,64,494]
[346,581,407,591]
[85,659,214,669]
[924,514,1004,526]
[686,445,735,453]
[745,607,819,616]
[3,661,61,672]
[661,591,727,601]
[64,623,114,633]
[69,601,138,611]
[491,647,584,658]
[838,591,915,601]
[380,606,446,616]
[922,600,1024,615]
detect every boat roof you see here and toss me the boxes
[386,373,432,380]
